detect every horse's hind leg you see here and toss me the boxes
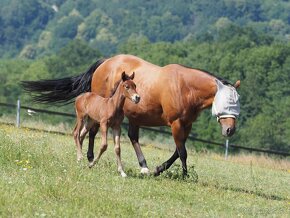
[128,123,150,175]
[87,124,99,166]
[154,120,192,177]
[113,126,127,177]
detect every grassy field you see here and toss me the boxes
[0,123,289,217]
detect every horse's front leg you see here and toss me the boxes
[154,120,192,177]
[87,123,99,165]
[128,122,150,175]
[113,126,127,177]
[90,122,108,168]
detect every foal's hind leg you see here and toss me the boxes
[79,118,95,145]
[73,117,84,161]
[113,126,127,177]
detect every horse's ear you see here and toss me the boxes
[234,80,240,89]
[215,79,224,90]
[130,72,135,80]
[121,71,126,81]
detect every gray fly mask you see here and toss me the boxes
[212,79,240,122]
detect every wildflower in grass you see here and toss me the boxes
[15,159,33,170]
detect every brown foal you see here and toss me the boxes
[73,72,140,177]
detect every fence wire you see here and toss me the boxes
[0,101,289,157]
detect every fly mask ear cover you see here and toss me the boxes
[212,79,240,121]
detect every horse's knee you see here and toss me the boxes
[114,146,121,155]
[127,131,134,142]
[100,144,108,152]
[73,130,79,142]
[128,129,138,144]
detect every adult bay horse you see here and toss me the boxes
[22,54,240,177]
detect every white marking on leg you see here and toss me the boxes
[140,167,150,175]
[120,171,127,177]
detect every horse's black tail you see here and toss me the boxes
[21,59,106,104]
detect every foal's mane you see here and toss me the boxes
[109,74,132,97]
[179,65,233,86]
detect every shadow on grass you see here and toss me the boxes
[199,181,288,202]
[126,164,288,202]
[126,164,199,183]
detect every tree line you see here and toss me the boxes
[1,0,290,58]
[1,26,289,153]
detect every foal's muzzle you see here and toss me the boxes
[132,94,140,104]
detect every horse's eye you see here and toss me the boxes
[124,85,129,90]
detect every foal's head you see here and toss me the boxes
[119,72,140,104]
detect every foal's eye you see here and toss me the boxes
[124,85,129,90]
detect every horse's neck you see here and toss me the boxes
[187,71,217,109]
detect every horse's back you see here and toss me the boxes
[90,54,215,126]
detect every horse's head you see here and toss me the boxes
[121,71,140,104]
[212,79,240,137]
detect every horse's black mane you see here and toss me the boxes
[179,65,233,86]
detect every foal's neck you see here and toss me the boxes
[110,82,126,112]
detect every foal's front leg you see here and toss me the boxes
[89,122,108,168]
[113,126,127,177]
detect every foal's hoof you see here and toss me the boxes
[140,167,150,175]
[120,172,127,178]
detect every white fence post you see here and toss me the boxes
[16,99,20,127]
[225,139,229,160]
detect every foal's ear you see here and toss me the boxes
[121,71,126,81]
[234,80,241,89]
[129,72,135,80]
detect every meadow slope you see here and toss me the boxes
[0,123,289,217]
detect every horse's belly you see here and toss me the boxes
[127,114,168,126]
[124,103,168,127]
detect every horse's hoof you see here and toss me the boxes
[140,167,150,175]
[153,171,160,177]
[153,166,162,176]
[77,154,83,162]
[88,161,94,168]
[120,172,127,178]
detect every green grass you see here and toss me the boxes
[0,123,289,217]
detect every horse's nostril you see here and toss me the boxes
[226,127,235,136]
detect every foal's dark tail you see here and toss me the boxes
[21,59,106,104]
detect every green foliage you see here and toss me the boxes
[0,0,53,58]
[1,0,290,57]
[44,39,102,78]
